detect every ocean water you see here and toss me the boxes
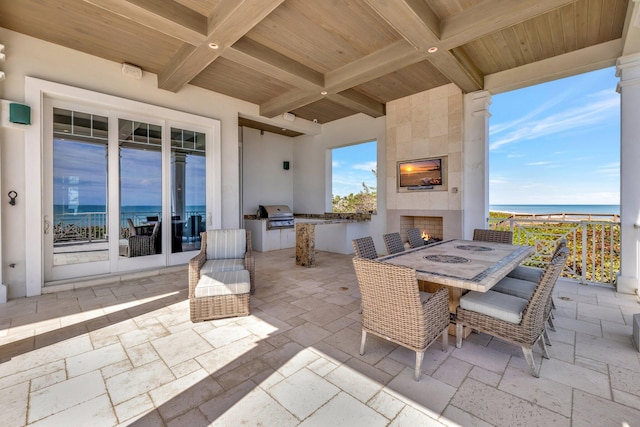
[490,204,620,215]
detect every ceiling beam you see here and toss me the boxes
[329,90,386,118]
[82,0,207,45]
[484,39,622,95]
[260,40,422,117]
[223,38,324,89]
[363,0,482,92]
[158,0,284,92]
[225,39,385,118]
[365,0,579,93]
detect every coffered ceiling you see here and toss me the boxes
[0,0,637,131]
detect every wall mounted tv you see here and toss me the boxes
[397,157,445,190]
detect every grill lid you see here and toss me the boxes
[258,205,293,219]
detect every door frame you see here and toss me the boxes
[25,77,221,295]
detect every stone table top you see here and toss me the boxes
[376,239,534,292]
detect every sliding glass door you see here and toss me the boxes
[43,100,213,283]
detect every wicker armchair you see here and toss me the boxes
[352,236,378,259]
[188,229,255,322]
[473,229,513,244]
[383,232,405,254]
[455,248,568,377]
[407,228,425,248]
[352,257,450,381]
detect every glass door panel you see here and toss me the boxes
[45,107,110,282]
[52,108,109,266]
[171,127,206,253]
[118,119,163,258]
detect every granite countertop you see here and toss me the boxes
[295,219,362,226]
[244,212,372,222]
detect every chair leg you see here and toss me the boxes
[441,329,449,351]
[543,327,551,346]
[414,351,424,381]
[455,323,463,348]
[359,330,367,356]
[547,313,556,332]
[538,334,550,359]
[522,347,540,378]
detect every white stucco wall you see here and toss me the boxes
[241,127,294,215]
[0,28,260,298]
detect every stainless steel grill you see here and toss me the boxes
[258,205,294,229]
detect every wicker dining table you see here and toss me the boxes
[376,239,534,335]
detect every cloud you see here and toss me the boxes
[527,161,551,166]
[596,162,620,177]
[332,160,341,168]
[490,92,619,150]
[352,161,377,172]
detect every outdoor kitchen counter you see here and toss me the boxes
[295,217,370,267]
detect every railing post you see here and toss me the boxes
[582,222,588,284]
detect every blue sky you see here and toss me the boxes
[490,67,620,205]
[332,141,377,196]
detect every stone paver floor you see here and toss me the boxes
[1,249,639,426]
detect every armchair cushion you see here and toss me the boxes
[195,270,251,298]
[201,259,245,274]
[460,290,529,324]
[206,229,247,260]
[491,276,537,300]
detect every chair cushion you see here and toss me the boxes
[507,265,543,283]
[195,270,251,298]
[460,290,529,324]
[201,259,245,274]
[491,276,537,300]
[206,229,247,260]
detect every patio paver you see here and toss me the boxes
[0,249,639,426]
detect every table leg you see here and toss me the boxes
[418,280,472,338]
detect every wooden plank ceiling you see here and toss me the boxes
[0,0,633,136]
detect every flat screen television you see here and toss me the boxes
[398,157,443,189]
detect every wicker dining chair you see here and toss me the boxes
[383,232,405,254]
[455,247,568,377]
[352,257,450,381]
[472,228,513,244]
[352,236,378,259]
[502,238,567,328]
[407,228,425,248]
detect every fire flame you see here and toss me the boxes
[421,231,430,240]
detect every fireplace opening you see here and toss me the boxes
[400,215,444,245]
[421,230,442,245]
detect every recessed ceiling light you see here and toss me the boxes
[320,91,328,95]
[208,42,219,50]
[427,46,438,53]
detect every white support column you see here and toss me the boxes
[462,91,491,240]
[0,126,4,303]
[616,53,640,295]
